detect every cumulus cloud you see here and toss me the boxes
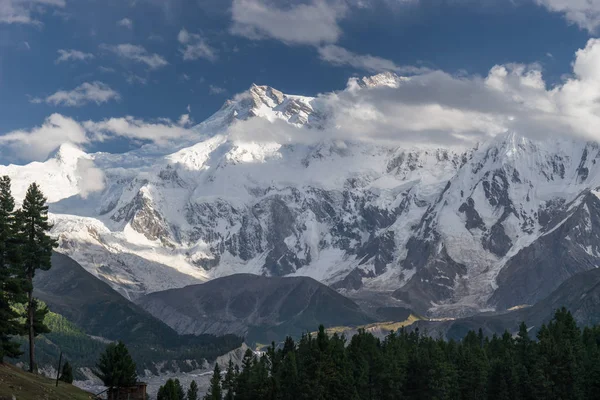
[10,39,600,163]
[117,17,133,29]
[102,43,168,69]
[84,116,194,145]
[56,49,95,64]
[535,0,600,32]
[229,0,418,75]
[0,0,65,24]
[177,28,217,61]
[230,0,345,45]
[318,45,429,75]
[229,38,600,147]
[0,114,88,161]
[33,82,120,107]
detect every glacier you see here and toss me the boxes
[4,72,600,318]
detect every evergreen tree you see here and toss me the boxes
[60,361,74,384]
[96,341,137,390]
[205,363,223,400]
[278,351,299,400]
[222,359,236,400]
[15,183,57,372]
[157,378,185,400]
[0,176,25,362]
[235,349,255,400]
[187,380,199,400]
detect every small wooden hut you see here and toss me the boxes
[106,382,147,400]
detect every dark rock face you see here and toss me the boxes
[489,192,600,309]
[459,198,485,230]
[482,221,512,257]
[137,274,375,344]
[357,231,395,275]
[393,246,467,314]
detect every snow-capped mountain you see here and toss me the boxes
[3,73,600,318]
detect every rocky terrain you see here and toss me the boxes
[3,72,600,319]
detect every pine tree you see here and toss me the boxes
[15,183,57,372]
[235,349,255,400]
[0,176,25,362]
[96,341,137,390]
[187,380,199,400]
[158,378,185,400]
[222,359,236,400]
[279,351,299,400]
[205,363,222,400]
[60,361,74,384]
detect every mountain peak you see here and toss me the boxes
[357,72,407,89]
[47,143,87,165]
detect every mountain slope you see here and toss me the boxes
[415,266,600,340]
[4,73,600,319]
[137,273,375,344]
[33,252,242,371]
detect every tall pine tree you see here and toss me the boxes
[187,380,199,400]
[15,182,57,372]
[0,176,25,362]
[205,363,223,400]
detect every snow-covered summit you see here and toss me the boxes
[3,78,600,318]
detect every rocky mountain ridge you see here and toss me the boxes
[3,73,600,319]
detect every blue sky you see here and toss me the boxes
[0,0,599,162]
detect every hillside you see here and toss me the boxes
[31,253,242,373]
[414,267,600,340]
[0,363,92,400]
[138,273,375,344]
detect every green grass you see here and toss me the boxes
[316,314,422,336]
[0,362,93,400]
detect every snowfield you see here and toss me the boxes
[4,73,600,317]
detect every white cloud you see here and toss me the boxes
[33,82,120,107]
[177,28,217,61]
[0,113,197,163]
[230,0,345,45]
[229,0,422,75]
[117,17,133,29]
[229,39,600,147]
[84,116,194,144]
[76,158,106,198]
[209,84,226,95]
[102,43,168,69]
[535,0,600,32]
[0,114,88,161]
[56,49,95,64]
[0,0,65,24]
[10,39,600,164]
[178,113,192,127]
[318,45,429,74]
